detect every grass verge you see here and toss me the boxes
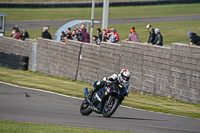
[5,20,200,45]
[0,67,200,119]
[0,120,131,133]
[1,4,200,21]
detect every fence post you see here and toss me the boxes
[31,39,37,72]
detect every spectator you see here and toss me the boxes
[10,30,16,38]
[65,28,72,41]
[126,27,141,42]
[72,27,79,40]
[152,28,163,46]
[20,29,30,41]
[12,26,21,39]
[92,35,100,45]
[187,30,200,46]
[107,31,117,43]
[80,24,85,30]
[77,29,83,41]
[145,24,155,44]
[81,28,90,43]
[102,29,108,42]
[106,28,119,42]
[60,31,66,42]
[97,28,102,42]
[42,25,52,39]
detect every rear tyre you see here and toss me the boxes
[80,100,93,116]
[103,96,120,117]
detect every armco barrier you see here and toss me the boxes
[0,36,199,104]
[0,0,200,8]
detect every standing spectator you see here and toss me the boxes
[107,31,117,43]
[102,29,108,42]
[81,28,90,43]
[12,26,21,39]
[106,28,119,42]
[126,27,141,42]
[97,28,102,42]
[92,35,100,45]
[152,28,163,46]
[187,30,200,46]
[60,31,66,42]
[42,25,52,39]
[145,24,155,44]
[80,24,85,31]
[20,29,30,41]
[10,30,16,38]
[77,29,83,42]
[72,27,79,40]
[65,28,72,40]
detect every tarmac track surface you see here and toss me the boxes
[0,82,200,133]
[5,15,200,31]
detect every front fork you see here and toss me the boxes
[84,87,90,104]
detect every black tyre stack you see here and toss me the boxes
[0,52,29,70]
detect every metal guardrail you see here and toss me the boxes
[0,0,200,8]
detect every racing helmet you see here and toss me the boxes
[120,69,131,82]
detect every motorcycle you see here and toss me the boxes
[80,79,128,117]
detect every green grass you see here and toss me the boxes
[5,20,200,45]
[0,120,131,133]
[0,67,200,119]
[1,4,200,21]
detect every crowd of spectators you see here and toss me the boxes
[91,24,164,46]
[9,23,200,46]
[9,25,30,41]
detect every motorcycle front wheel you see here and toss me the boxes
[103,96,120,117]
[80,100,93,116]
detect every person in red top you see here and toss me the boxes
[106,28,119,42]
[13,27,21,39]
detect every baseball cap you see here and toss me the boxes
[155,28,159,32]
[146,24,151,29]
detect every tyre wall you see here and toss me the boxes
[0,37,199,103]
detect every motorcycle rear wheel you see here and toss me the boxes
[80,100,93,116]
[103,96,119,117]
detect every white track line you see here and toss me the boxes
[0,81,199,120]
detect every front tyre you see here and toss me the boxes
[80,100,93,116]
[103,96,120,117]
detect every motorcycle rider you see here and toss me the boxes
[88,69,131,100]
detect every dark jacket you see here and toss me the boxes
[66,31,72,40]
[60,34,66,41]
[102,33,108,42]
[152,32,163,46]
[81,28,90,43]
[147,28,155,44]
[98,32,103,42]
[20,31,30,41]
[191,33,200,46]
[42,30,52,39]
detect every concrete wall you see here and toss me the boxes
[169,43,200,103]
[0,36,199,104]
[0,37,33,69]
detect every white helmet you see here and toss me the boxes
[120,69,131,82]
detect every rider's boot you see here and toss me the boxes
[88,90,94,101]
